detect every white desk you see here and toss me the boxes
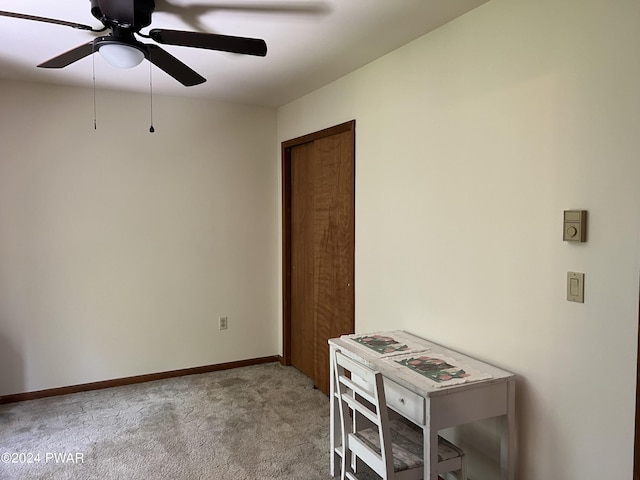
[329,331,516,480]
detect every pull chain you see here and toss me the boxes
[92,52,97,130]
[149,61,155,133]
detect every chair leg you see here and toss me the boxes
[441,461,467,480]
[341,447,350,480]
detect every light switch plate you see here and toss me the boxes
[567,272,584,303]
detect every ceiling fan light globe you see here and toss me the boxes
[99,44,145,69]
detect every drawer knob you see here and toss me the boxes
[399,398,405,404]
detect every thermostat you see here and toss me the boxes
[563,210,587,242]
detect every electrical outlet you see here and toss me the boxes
[218,316,228,330]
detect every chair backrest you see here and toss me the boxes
[333,349,394,479]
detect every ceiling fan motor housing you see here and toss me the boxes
[90,0,155,30]
[1,1,266,86]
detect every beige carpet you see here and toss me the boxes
[0,362,336,480]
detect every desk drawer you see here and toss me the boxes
[383,378,425,425]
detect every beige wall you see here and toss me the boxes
[0,80,279,395]
[278,0,639,478]
[1,0,639,477]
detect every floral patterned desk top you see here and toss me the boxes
[394,354,470,383]
[341,331,493,388]
[341,331,429,357]
[349,333,412,355]
[388,352,493,387]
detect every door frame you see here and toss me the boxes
[635,281,639,480]
[281,120,356,366]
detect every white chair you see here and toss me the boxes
[333,349,467,480]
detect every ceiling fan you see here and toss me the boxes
[0,0,268,86]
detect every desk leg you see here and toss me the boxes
[329,346,339,477]
[500,378,516,480]
[424,416,439,480]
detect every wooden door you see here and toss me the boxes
[282,121,355,395]
[290,141,316,380]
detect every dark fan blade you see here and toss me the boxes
[145,44,206,86]
[149,29,267,57]
[96,0,134,25]
[153,1,330,32]
[38,41,96,68]
[154,1,330,16]
[0,10,101,31]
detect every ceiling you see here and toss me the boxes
[0,0,489,107]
